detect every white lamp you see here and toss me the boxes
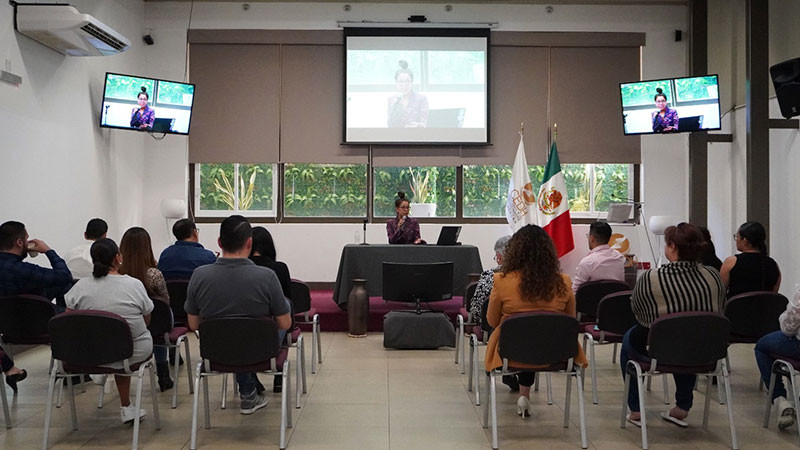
[160,199,186,239]
[648,215,681,267]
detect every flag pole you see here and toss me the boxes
[553,122,557,143]
[520,122,524,138]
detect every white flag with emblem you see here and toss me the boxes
[505,136,537,232]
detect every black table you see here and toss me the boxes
[332,244,483,308]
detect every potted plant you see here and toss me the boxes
[408,167,437,217]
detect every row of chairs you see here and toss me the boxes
[455,279,794,449]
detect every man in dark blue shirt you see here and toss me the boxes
[0,221,73,300]
[158,219,216,280]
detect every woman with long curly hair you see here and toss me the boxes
[484,225,587,418]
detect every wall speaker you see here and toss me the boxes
[674,30,682,42]
[770,57,800,119]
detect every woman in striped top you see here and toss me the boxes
[621,222,725,427]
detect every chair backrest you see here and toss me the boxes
[479,294,493,335]
[166,279,190,324]
[290,279,312,314]
[498,311,579,366]
[48,310,133,366]
[0,295,56,343]
[199,317,280,366]
[724,291,788,339]
[648,312,730,367]
[147,298,173,337]
[575,280,630,318]
[596,290,637,335]
[464,281,478,309]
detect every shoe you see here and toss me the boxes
[776,397,797,430]
[5,369,27,393]
[502,374,520,392]
[240,392,269,415]
[120,405,147,424]
[156,362,174,392]
[626,413,642,428]
[516,396,530,418]
[660,411,689,428]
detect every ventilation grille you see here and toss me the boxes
[80,23,126,51]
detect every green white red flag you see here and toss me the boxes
[536,141,574,258]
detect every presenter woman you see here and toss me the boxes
[387,60,429,128]
[130,86,156,130]
[651,88,678,133]
[386,192,422,244]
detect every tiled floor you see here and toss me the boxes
[2,332,799,449]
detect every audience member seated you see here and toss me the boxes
[754,286,800,430]
[184,215,291,415]
[120,226,173,392]
[249,226,291,299]
[65,238,154,424]
[484,225,588,417]
[64,218,108,279]
[469,235,511,328]
[720,221,780,298]
[572,221,625,293]
[622,222,725,427]
[386,191,422,244]
[157,219,216,281]
[0,221,73,308]
[698,226,722,271]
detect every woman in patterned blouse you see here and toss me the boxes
[469,235,511,327]
[119,226,173,392]
[130,86,156,129]
[651,87,678,133]
[386,192,422,244]
[387,60,429,128]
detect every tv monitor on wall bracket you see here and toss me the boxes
[100,72,195,136]
[619,74,721,136]
[344,27,490,145]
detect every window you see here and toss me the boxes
[373,166,456,217]
[284,163,367,217]
[463,165,511,217]
[195,163,276,217]
[156,81,195,107]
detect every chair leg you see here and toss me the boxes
[171,343,180,409]
[301,335,308,394]
[482,371,490,428]
[455,315,462,365]
[149,362,161,430]
[0,372,10,429]
[314,314,322,365]
[564,370,573,428]
[280,362,289,450]
[490,372,499,450]
[703,375,713,428]
[534,371,539,392]
[635,369,648,450]
[185,338,194,394]
[612,342,618,364]
[586,335,599,405]
[722,361,738,450]
[311,319,319,375]
[132,371,146,450]
[620,370,631,428]
[661,375,669,405]
[203,374,211,429]
[546,372,553,405]
[286,363,293,429]
[220,373,228,409]
[96,378,104,409]
[56,378,63,408]
[296,336,303,409]
[575,370,589,449]
[763,365,778,427]
[467,336,474,393]
[66,374,78,431]
[42,369,59,449]
[190,364,203,450]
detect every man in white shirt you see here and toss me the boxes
[65,218,108,279]
[572,221,626,293]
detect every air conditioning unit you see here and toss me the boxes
[13,3,130,56]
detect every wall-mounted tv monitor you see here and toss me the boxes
[100,72,195,135]
[344,27,489,145]
[620,74,721,135]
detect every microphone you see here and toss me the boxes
[399,215,407,228]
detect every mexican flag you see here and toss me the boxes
[537,141,574,258]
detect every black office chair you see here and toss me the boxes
[290,280,322,374]
[455,281,479,373]
[147,299,194,408]
[575,280,630,322]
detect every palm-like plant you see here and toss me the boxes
[212,168,259,210]
[408,167,433,204]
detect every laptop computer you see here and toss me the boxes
[677,115,703,131]
[151,118,174,132]
[427,108,465,128]
[436,226,462,246]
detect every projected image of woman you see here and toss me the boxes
[130,86,155,130]
[387,60,429,128]
[651,87,678,133]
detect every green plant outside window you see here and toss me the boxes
[594,164,631,211]
[620,79,671,108]
[284,164,367,217]
[373,166,456,217]
[104,75,155,101]
[198,163,273,212]
[156,81,195,106]
[674,76,719,102]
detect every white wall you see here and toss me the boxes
[139,2,688,282]
[0,1,147,264]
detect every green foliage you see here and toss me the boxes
[674,76,718,101]
[463,165,512,217]
[284,164,367,217]
[594,164,630,211]
[198,164,273,211]
[104,75,154,101]
[562,164,590,212]
[156,81,194,106]
[620,80,671,107]
[347,50,421,85]
[373,167,456,217]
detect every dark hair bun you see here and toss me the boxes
[656,88,663,95]
[141,86,147,93]
[399,60,408,70]
[397,191,406,199]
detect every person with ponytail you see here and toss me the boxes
[65,238,155,424]
[387,60,428,128]
[720,221,781,298]
[386,191,422,244]
[651,87,679,133]
[130,86,156,129]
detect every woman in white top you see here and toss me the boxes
[65,238,154,424]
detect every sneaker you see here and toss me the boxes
[776,397,796,430]
[120,405,147,424]
[240,392,269,415]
